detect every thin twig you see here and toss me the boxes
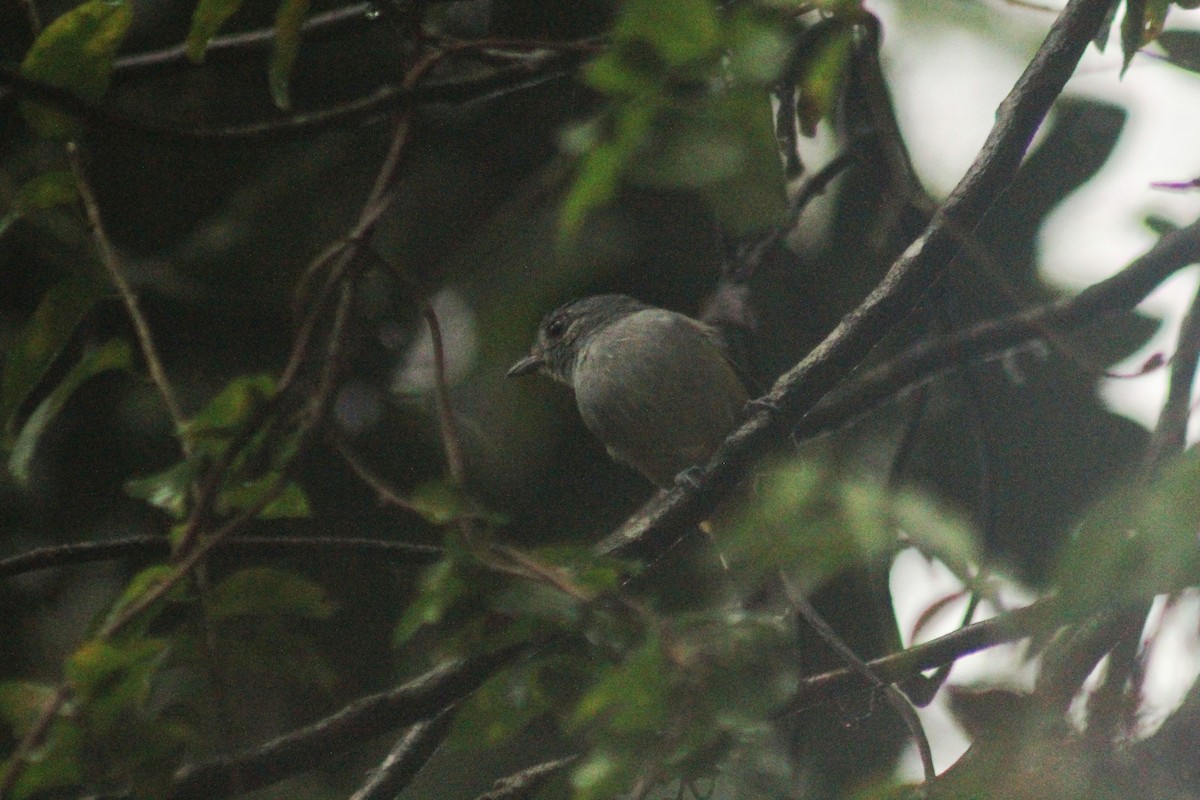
[1144,282,1200,471]
[423,298,468,485]
[66,143,189,439]
[779,573,936,781]
[0,534,440,579]
[471,756,578,800]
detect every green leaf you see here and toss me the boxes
[124,460,197,519]
[571,749,635,800]
[725,11,792,84]
[217,473,311,519]
[100,564,188,638]
[1053,449,1200,621]
[0,682,58,738]
[268,0,311,110]
[7,339,131,487]
[217,617,338,693]
[182,374,275,456]
[66,639,166,733]
[208,567,336,619]
[0,171,78,239]
[409,480,470,525]
[560,101,656,237]
[722,460,978,590]
[5,718,84,799]
[19,0,133,138]
[571,635,670,734]
[186,0,246,62]
[1,277,108,445]
[614,0,721,66]
[393,558,469,645]
[447,662,551,749]
[794,22,853,136]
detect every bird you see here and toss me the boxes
[507,294,749,489]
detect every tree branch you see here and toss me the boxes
[598,0,1145,560]
[167,650,519,800]
[0,535,440,580]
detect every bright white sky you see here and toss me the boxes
[870,0,1200,777]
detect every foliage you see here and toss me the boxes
[2,0,1200,799]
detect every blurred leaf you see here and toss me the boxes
[208,567,335,619]
[614,0,720,66]
[7,339,132,487]
[100,564,188,640]
[19,0,133,138]
[217,473,311,519]
[891,491,981,584]
[794,21,853,136]
[393,558,470,645]
[1052,449,1200,621]
[66,639,166,732]
[560,100,656,237]
[124,460,196,519]
[1120,0,1168,75]
[447,661,553,749]
[186,0,245,62]
[5,718,84,800]
[725,11,792,84]
[410,480,469,525]
[217,616,339,693]
[0,682,58,738]
[182,374,275,456]
[1157,29,1200,72]
[571,635,669,734]
[269,0,311,110]
[571,749,635,800]
[1,276,108,444]
[0,171,78,239]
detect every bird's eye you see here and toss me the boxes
[546,318,567,339]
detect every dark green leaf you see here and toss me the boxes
[19,0,133,138]
[186,0,246,62]
[100,564,188,638]
[614,0,720,66]
[182,373,275,456]
[571,635,669,734]
[269,0,312,110]
[409,480,469,525]
[1,277,108,444]
[1120,0,1149,76]
[0,171,78,239]
[217,473,311,519]
[0,682,58,738]
[208,567,336,619]
[1157,29,1200,73]
[66,639,167,732]
[1053,449,1200,621]
[6,718,84,800]
[393,559,469,645]
[8,339,132,486]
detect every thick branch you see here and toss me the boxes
[168,649,519,800]
[795,216,1200,439]
[600,0,1129,559]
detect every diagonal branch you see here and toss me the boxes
[598,0,1130,560]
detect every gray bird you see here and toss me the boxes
[508,295,749,488]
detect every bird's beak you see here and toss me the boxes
[507,352,543,378]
